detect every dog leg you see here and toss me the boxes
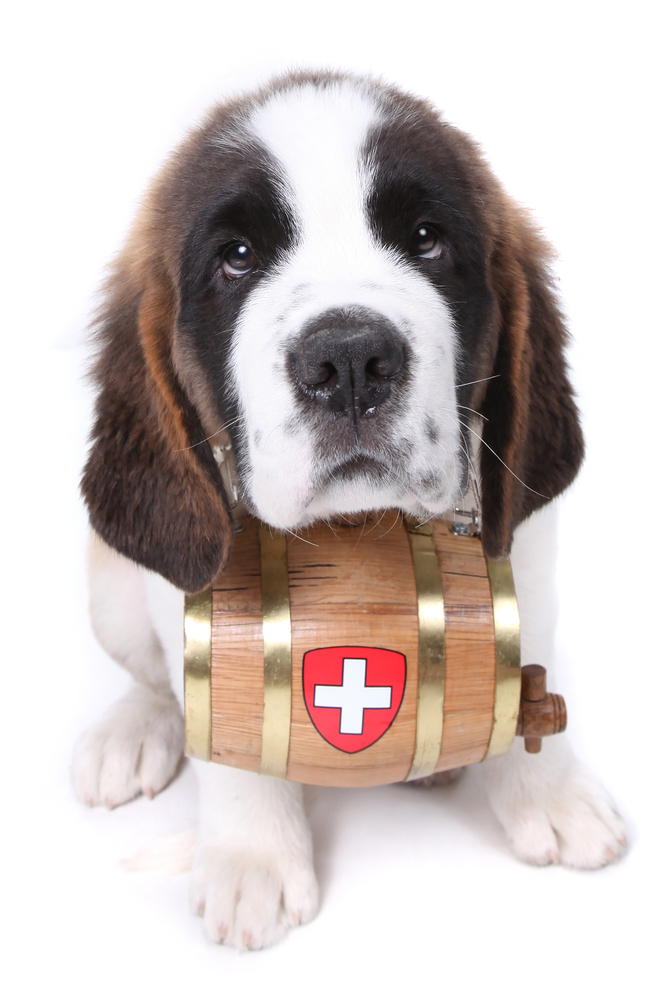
[483,505,627,868]
[189,762,319,950]
[73,533,183,808]
[140,568,319,949]
[484,737,626,868]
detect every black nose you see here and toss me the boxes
[293,313,406,417]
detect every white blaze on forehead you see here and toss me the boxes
[248,82,381,266]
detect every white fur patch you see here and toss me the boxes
[189,762,318,949]
[228,80,462,529]
[72,685,183,808]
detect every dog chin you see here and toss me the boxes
[294,475,455,527]
[243,452,460,530]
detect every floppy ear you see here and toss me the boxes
[81,254,233,593]
[478,209,584,559]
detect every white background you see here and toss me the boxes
[2,1,665,997]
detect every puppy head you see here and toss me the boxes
[82,71,583,591]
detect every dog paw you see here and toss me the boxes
[190,846,319,950]
[73,685,183,808]
[486,746,627,870]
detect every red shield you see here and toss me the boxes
[302,646,406,753]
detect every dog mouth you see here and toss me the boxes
[323,455,391,484]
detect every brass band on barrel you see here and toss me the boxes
[484,555,522,759]
[405,519,447,781]
[184,589,212,761]
[258,525,292,779]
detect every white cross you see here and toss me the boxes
[313,658,392,734]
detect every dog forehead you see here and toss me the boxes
[245,81,382,235]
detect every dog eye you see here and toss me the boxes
[221,241,258,278]
[410,225,442,259]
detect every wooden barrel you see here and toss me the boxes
[183,512,524,786]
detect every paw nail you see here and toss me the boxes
[218,924,228,940]
[145,787,154,800]
[242,931,253,948]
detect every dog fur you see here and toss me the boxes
[74,71,626,950]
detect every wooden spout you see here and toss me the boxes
[516,665,567,753]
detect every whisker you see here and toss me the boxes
[455,404,488,422]
[265,502,319,548]
[324,518,341,541]
[375,507,402,540]
[353,511,370,550]
[454,374,501,389]
[459,418,551,500]
[440,411,482,507]
[410,511,439,531]
[262,421,284,450]
[175,417,244,452]
[459,423,481,502]
[276,524,319,547]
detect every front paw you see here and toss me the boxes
[486,744,627,870]
[73,685,183,808]
[190,845,319,950]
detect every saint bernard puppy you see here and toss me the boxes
[74,70,627,949]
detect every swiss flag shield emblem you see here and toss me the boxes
[302,646,406,753]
